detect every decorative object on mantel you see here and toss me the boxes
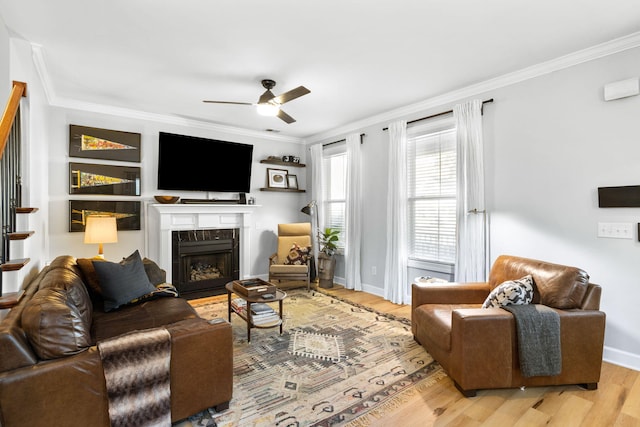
[154,195,180,204]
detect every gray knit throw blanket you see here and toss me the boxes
[98,327,172,427]
[502,304,561,377]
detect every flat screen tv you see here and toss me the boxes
[157,132,253,193]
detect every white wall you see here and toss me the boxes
[2,38,51,291]
[487,47,640,369]
[45,107,309,277]
[311,46,640,370]
[0,13,9,103]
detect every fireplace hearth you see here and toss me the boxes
[172,228,239,299]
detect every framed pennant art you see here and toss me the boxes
[69,200,141,232]
[69,162,141,196]
[69,125,141,162]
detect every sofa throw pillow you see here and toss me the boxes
[482,275,535,308]
[284,243,311,265]
[143,257,167,285]
[92,250,156,312]
[76,256,106,301]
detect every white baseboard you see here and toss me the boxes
[603,346,640,372]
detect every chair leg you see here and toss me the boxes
[579,383,598,391]
[454,381,477,397]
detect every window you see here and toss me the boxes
[407,121,457,265]
[322,145,347,249]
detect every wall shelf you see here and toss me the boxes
[260,188,306,193]
[260,159,306,168]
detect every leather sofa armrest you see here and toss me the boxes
[411,282,490,312]
[449,308,515,392]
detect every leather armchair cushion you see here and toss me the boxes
[489,255,589,309]
[414,304,478,351]
[21,287,92,360]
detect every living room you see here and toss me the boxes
[1,1,640,425]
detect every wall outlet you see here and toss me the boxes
[597,222,633,239]
[371,266,377,275]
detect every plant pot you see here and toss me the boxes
[317,252,336,288]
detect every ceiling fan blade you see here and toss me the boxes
[277,109,296,124]
[203,100,253,105]
[274,86,310,104]
[258,89,275,105]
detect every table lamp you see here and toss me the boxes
[84,215,118,258]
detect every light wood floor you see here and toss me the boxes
[194,283,640,427]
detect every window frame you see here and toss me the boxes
[322,143,347,251]
[406,118,457,268]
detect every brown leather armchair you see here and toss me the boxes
[411,255,605,397]
[269,222,312,290]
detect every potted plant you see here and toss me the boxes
[317,227,340,288]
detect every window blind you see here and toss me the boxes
[407,127,456,263]
[323,150,347,247]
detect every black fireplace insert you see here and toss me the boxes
[171,228,239,299]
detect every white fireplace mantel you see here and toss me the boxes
[145,203,258,283]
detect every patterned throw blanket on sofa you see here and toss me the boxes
[97,327,172,427]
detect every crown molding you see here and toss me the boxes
[305,31,640,144]
[30,43,304,144]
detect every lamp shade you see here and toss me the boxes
[301,201,316,215]
[84,215,118,256]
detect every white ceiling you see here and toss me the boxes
[1,0,640,140]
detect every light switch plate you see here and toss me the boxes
[598,222,634,239]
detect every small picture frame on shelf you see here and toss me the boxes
[267,168,288,189]
[286,174,298,190]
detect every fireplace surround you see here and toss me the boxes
[146,203,256,298]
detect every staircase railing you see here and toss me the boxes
[0,81,26,159]
[0,81,27,295]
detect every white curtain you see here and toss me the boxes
[345,133,362,291]
[310,143,325,263]
[384,120,409,304]
[454,99,487,282]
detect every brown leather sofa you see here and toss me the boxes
[0,255,233,426]
[412,255,605,397]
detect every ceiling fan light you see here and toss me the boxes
[256,103,280,116]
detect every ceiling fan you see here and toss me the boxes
[203,79,310,124]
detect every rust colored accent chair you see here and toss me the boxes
[269,222,312,290]
[411,255,605,397]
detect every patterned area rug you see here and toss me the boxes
[180,289,445,427]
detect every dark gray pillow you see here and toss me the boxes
[92,250,156,312]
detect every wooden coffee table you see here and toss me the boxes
[225,281,287,342]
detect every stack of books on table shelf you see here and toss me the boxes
[231,298,280,326]
[231,298,248,315]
